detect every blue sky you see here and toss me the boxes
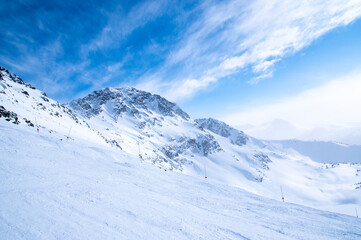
[2,0,361,132]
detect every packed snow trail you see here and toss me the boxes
[1,123,360,240]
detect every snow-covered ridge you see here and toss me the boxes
[0,66,122,149]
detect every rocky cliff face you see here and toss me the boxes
[196,118,248,146]
[70,87,190,120]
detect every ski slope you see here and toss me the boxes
[1,122,361,240]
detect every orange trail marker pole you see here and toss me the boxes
[35,118,39,133]
[356,208,359,218]
[204,165,207,179]
[67,127,72,141]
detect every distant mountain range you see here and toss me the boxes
[238,118,361,145]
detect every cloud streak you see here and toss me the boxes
[0,0,173,101]
[138,0,361,101]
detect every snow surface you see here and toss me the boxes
[1,122,361,240]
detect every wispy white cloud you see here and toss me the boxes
[140,0,361,101]
[1,0,172,101]
[163,76,217,101]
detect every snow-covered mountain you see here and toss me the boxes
[67,82,361,216]
[1,66,361,228]
[68,87,279,188]
[69,87,223,173]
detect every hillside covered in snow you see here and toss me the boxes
[1,67,361,239]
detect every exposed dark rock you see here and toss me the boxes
[41,96,49,102]
[0,66,35,89]
[253,152,272,170]
[0,106,19,124]
[196,118,248,146]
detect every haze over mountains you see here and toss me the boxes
[238,119,361,145]
[1,67,361,239]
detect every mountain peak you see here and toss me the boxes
[70,87,190,120]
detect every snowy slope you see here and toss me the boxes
[1,122,361,240]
